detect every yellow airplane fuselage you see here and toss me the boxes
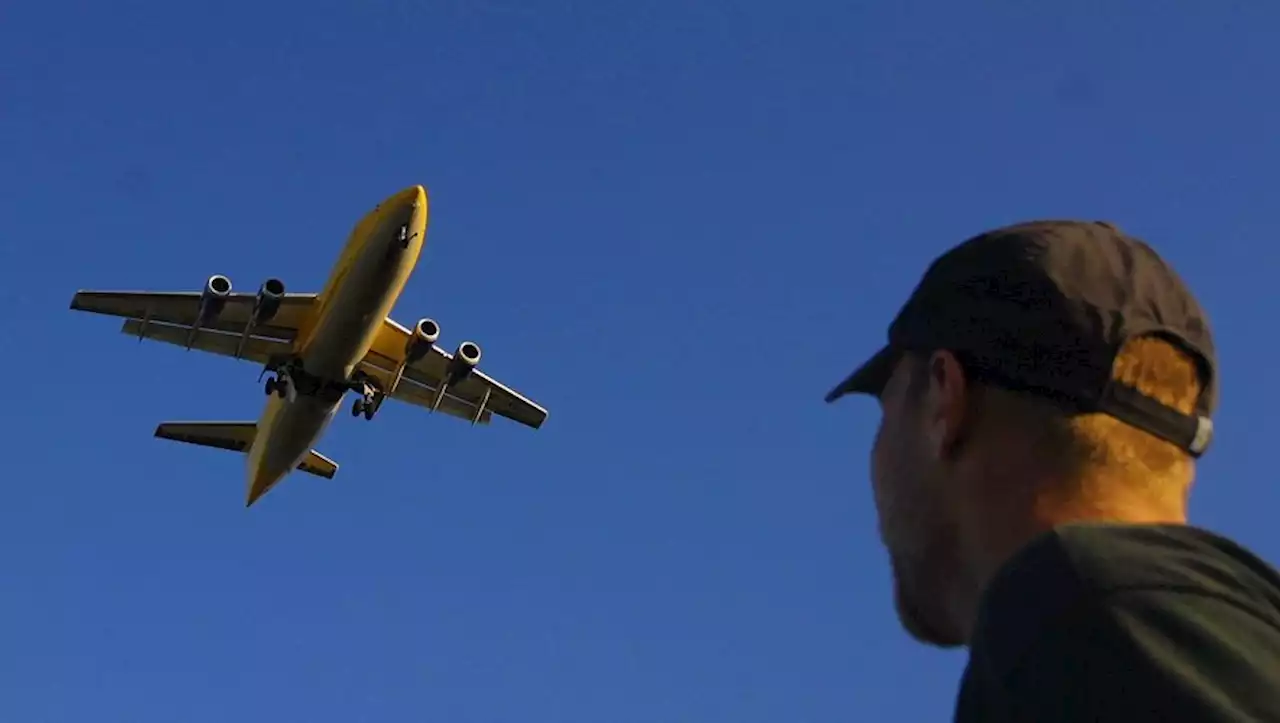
[244,185,428,506]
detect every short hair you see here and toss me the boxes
[993,336,1204,503]
[1060,335,1204,492]
[908,336,1204,497]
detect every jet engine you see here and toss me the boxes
[251,278,286,326]
[405,317,440,363]
[385,317,443,395]
[196,274,233,327]
[447,340,482,383]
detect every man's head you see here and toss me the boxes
[826,220,1217,648]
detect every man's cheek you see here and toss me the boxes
[869,454,893,527]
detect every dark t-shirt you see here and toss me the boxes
[955,522,1280,722]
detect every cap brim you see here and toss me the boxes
[824,345,897,403]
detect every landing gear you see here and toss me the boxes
[262,362,299,403]
[264,375,290,399]
[351,398,376,420]
[257,360,386,415]
[349,375,383,421]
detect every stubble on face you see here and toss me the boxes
[888,544,966,648]
[871,360,966,648]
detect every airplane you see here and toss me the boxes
[69,184,548,507]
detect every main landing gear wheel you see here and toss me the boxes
[265,376,289,399]
[351,399,375,421]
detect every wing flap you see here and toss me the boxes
[122,319,292,365]
[72,290,316,341]
[358,363,494,424]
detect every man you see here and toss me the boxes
[826,220,1280,721]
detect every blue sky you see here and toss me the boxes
[3,2,1279,721]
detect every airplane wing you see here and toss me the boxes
[74,291,547,428]
[359,318,548,429]
[71,290,317,360]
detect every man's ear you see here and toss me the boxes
[922,350,971,460]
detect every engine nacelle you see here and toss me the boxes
[252,278,286,325]
[197,274,233,326]
[405,317,441,363]
[447,340,482,383]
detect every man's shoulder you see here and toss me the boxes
[1050,522,1280,597]
[971,522,1280,673]
[958,524,1280,721]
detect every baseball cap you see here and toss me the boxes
[824,220,1217,457]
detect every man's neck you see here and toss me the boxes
[949,483,1188,643]
[949,514,1049,642]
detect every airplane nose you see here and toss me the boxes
[407,184,426,205]
[381,185,427,253]
[394,185,426,213]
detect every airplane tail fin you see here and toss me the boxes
[153,422,339,479]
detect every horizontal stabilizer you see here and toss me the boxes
[154,422,339,479]
[299,449,338,479]
[156,421,256,452]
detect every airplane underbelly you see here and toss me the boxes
[304,247,413,379]
[248,394,340,485]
